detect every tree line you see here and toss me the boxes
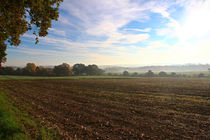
[0,63,208,78]
[108,70,208,78]
[0,63,104,76]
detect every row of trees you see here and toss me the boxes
[0,63,104,76]
[0,64,208,78]
[106,70,178,77]
[0,63,72,76]
[107,70,206,78]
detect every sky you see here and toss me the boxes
[5,0,210,67]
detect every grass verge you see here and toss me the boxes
[0,75,137,80]
[0,92,59,140]
[0,93,28,140]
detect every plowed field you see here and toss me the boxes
[0,78,209,139]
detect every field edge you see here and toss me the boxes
[0,91,60,140]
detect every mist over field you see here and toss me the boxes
[102,64,210,73]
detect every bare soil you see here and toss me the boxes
[0,78,209,139]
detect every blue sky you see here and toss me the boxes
[5,0,210,66]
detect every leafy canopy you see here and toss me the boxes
[0,0,63,65]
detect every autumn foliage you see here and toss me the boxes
[0,0,63,67]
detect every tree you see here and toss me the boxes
[145,70,154,77]
[0,67,15,75]
[107,73,113,76]
[170,72,177,77]
[131,72,138,77]
[123,71,129,76]
[4,67,15,75]
[24,63,36,75]
[53,63,72,76]
[72,64,86,76]
[85,64,104,76]
[97,69,105,76]
[15,68,23,75]
[0,0,63,68]
[36,66,49,76]
[158,71,167,77]
[36,66,54,76]
[45,68,55,76]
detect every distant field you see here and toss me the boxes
[0,78,209,139]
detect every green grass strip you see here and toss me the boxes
[0,92,60,140]
[0,75,137,80]
[0,93,28,140]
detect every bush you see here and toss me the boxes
[144,70,155,77]
[123,71,129,76]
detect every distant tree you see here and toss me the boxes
[170,72,177,77]
[36,66,52,76]
[138,74,144,77]
[98,69,105,76]
[107,73,113,76]
[72,64,86,76]
[131,72,138,77]
[53,63,72,76]
[15,68,23,75]
[0,67,5,75]
[36,66,45,76]
[5,67,15,75]
[86,65,96,75]
[158,71,167,77]
[24,63,36,75]
[45,68,55,76]
[86,64,104,76]
[182,74,187,78]
[198,73,205,78]
[113,73,120,76]
[0,0,63,67]
[208,68,210,72]
[145,70,155,77]
[0,66,15,75]
[123,71,129,76]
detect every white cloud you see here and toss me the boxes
[148,1,170,18]
[124,28,151,32]
[61,0,153,43]
[115,33,150,44]
[156,18,180,38]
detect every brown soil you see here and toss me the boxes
[0,78,209,140]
